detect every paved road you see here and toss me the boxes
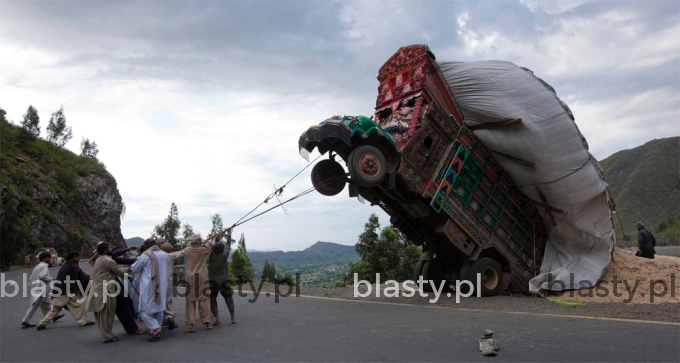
[657,245,680,257]
[2,264,678,362]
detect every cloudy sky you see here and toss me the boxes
[1,0,678,251]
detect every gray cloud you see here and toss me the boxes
[1,0,677,249]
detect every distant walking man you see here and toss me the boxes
[86,242,130,343]
[21,252,64,328]
[184,231,224,332]
[37,252,95,330]
[635,221,656,259]
[208,237,237,325]
[131,239,169,342]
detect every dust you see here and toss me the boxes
[561,247,680,304]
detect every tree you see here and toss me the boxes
[46,106,73,147]
[274,272,294,286]
[262,260,276,282]
[80,137,99,158]
[21,105,40,137]
[347,214,421,283]
[230,249,254,283]
[232,232,254,282]
[237,233,247,254]
[210,214,223,236]
[355,214,380,261]
[179,222,195,249]
[153,202,181,248]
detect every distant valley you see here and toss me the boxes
[124,238,359,286]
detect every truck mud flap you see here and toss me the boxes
[299,123,353,157]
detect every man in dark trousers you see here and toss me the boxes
[208,236,237,326]
[91,244,147,336]
[37,252,95,330]
[112,245,147,335]
[635,221,656,259]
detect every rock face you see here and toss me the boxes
[1,117,125,265]
[26,166,125,253]
[1,154,125,257]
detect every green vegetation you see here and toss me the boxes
[262,260,276,283]
[651,216,680,246]
[344,214,421,283]
[21,105,41,138]
[153,202,181,249]
[0,109,107,267]
[547,298,586,306]
[230,249,254,283]
[600,137,679,244]
[274,272,294,286]
[80,138,99,159]
[46,106,73,147]
[248,242,359,287]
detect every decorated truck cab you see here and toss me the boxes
[298,45,548,296]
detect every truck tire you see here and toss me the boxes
[422,259,445,293]
[311,159,347,196]
[348,145,387,187]
[413,260,426,283]
[468,258,503,296]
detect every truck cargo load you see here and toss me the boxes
[298,44,615,295]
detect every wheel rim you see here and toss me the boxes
[481,266,499,290]
[358,153,381,178]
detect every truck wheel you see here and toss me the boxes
[413,260,426,283]
[468,258,503,296]
[311,159,347,196]
[422,259,445,292]
[348,145,387,187]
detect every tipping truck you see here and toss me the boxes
[298,45,548,296]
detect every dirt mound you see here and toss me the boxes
[560,247,679,304]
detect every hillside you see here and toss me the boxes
[248,241,359,285]
[600,137,679,241]
[125,237,145,247]
[0,115,125,267]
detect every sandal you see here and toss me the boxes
[205,322,213,330]
[104,337,120,343]
[82,321,95,327]
[185,325,196,333]
[147,332,161,342]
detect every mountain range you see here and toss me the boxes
[599,137,679,240]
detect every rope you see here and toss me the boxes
[615,211,634,252]
[215,160,344,237]
[533,211,537,277]
[233,154,322,226]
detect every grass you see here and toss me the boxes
[547,297,586,306]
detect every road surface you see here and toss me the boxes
[1,263,678,362]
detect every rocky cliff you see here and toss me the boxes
[1,116,125,266]
[25,166,125,250]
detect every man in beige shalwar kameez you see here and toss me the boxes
[86,242,130,343]
[183,231,225,332]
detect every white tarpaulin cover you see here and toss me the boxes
[438,60,616,294]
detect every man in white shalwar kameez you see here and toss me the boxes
[21,252,64,328]
[131,240,168,342]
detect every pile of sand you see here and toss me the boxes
[559,247,679,304]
